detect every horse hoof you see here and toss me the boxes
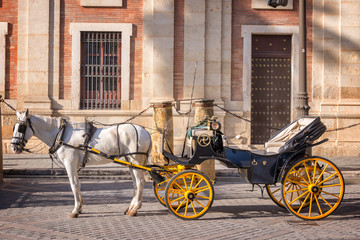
[69,213,79,218]
[127,211,137,217]
[124,208,129,215]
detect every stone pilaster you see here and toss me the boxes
[221,0,232,106]
[143,0,175,106]
[183,0,205,99]
[205,0,222,101]
[151,102,174,165]
[194,99,215,180]
[18,0,52,113]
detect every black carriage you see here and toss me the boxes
[153,116,345,220]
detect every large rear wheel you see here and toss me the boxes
[282,157,345,220]
[266,184,286,208]
[165,170,214,220]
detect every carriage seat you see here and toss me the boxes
[185,127,214,157]
[265,116,326,154]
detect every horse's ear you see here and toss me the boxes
[16,111,21,118]
[25,109,29,118]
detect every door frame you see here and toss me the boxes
[241,26,300,124]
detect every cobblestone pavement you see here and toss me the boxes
[0,178,359,240]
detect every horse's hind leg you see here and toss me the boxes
[125,157,146,216]
[63,158,82,218]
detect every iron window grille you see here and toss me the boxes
[80,32,122,110]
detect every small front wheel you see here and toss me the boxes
[165,170,214,220]
[282,157,345,220]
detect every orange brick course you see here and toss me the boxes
[0,0,18,99]
[60,0,143,100]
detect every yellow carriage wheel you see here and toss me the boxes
[165,170,214,220]
[266,184,286,209]
[282,157,345,220]
[268,164,324,209]
[153,166,187,208]
[153,171,175,207]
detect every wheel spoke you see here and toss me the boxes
[196,195,210,200]
[194,178,204,189]
[318,172,338,186]
[194,187,210,194]
[304,163,312,185]
[170,195,185,204]
[285,186,308,194]
[315,163,329,184]
[287,179,308,188]
[184,199,189,216]
[309,193,313,217]
[296,192,310,213]
[312,160,318,184]
[321,190,341,199]
[190,200,197,215]
[289,189,309,205]
[194,198,206,209]
[290,185,295,204]
[319,194,333,208]
[174,181,186,192]
[168,189,183,195]
[175,198,186,212]
[271,187,281,194]
[320,183,342,188]
[315,194,323,215]
[182,176,188,190]
[189,175,195,190]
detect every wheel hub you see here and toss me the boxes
[308,184,319,194]
[185,191,195,201]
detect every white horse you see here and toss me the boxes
[11,109,152,218]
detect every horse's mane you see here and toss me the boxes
[31,115,85,130]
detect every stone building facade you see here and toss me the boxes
[0,0,359,156]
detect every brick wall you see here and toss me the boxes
[231,0,313,101]
[0,0,18,99]
[60,0,143,100]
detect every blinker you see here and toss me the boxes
[18,124,27,134]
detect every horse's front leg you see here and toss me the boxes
[63,157,83,218]
[125,167,145,216]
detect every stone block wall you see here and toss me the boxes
[311,0,360,156]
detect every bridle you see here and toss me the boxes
[11,118,35,152]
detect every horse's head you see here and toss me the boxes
[11,109,34,154]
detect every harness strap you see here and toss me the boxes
[81,121,97,168]
[49,118,67,154]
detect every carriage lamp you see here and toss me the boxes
[267,0,288,8]
[211,121,221,131]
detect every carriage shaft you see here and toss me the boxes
[89,147,152,171]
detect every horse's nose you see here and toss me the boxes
[11,144,22,154]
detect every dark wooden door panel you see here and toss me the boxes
[251,35,291,144]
